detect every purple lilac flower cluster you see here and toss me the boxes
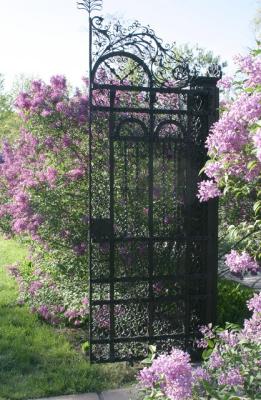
[8,263,89,326]
[194,292,261,396]
[234,54,261,88]
[138,349,193,400]
[198,51,261,203]
[0,76,89,257]
[225,250,260,276]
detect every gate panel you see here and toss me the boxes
[84,2,221,362]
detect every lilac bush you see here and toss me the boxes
[192,292,261,399]
[0,75,90,324]
[198,46,261,268]
[8,261,89,326]
[138,292,261,400]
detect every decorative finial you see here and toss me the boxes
[77,0,103,15]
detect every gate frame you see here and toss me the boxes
[78,0,221,363]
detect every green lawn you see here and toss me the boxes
[0,237,134,400]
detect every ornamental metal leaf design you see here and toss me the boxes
[91,17,192,87]
[77,0,103,14]
[207,64,222,79]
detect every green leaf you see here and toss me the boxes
[202,348,213,360]
[149,345,157,354]
[207,339,215,348]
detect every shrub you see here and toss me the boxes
[217,279,253,326]
[138,292,261,400]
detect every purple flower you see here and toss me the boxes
[138,349,193,400]
[225,250,259,276]
[208,351,224,369]
[153,282,164,295]
[38,305,50,320]
[45,167,58,187]
[247,292,261,313]
[44,136,54,149]
[50,75,67,91]
[73,243,87,256]
[82,297,89,306]
[218,330,239,347]
[204,162,222,179]
[56,101,68,114]
[28,280,43,296]
[253,128,261,162]
[217,76,233,89]
[41,109,52,117]
[234,54,261,87]
[197,180,221,202]
[62,134,72,147]
[64,309,80,321]
[8,264,20,278]
[192,367,210,382]
[67,168,85,181]
[218,368,244,387]
[15,92,32,110]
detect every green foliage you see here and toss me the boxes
[217,279,254,326]
[0,74,21,141]
[173,43,226,70]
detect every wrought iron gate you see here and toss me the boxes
[79,0,220,363]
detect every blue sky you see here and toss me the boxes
[0,0,259,90]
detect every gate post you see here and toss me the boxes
[193,76,219,325]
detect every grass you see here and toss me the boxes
[0,237,135,400]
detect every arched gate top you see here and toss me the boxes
[78,0,222,89]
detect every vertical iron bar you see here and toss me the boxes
[148,89,155,341]
[184,94,193,349]
[206,80,219,325]
[109,89,116,361]
[88,14,94,362]
[123,141,128,236]
[162,141,167,228]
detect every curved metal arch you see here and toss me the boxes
[155,119,186,138]
[115,117,149,138]
[91,50,153,86]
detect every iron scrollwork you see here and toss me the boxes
[90,17,192,87]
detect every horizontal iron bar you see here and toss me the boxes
[111,136,182,142]
[91,105,208,116]
[91,354,201,364]
[93,235,209,242]
[92,294,208,306]
[92,83,209,95]
[91,332,199,345]
[90,273,206,285]
[111,137,198,144]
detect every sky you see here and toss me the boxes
[0,0,260,91]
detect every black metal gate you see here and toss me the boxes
[79,0,220,363]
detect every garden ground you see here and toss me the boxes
[0,237,136,400]
[0,236,256,400]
